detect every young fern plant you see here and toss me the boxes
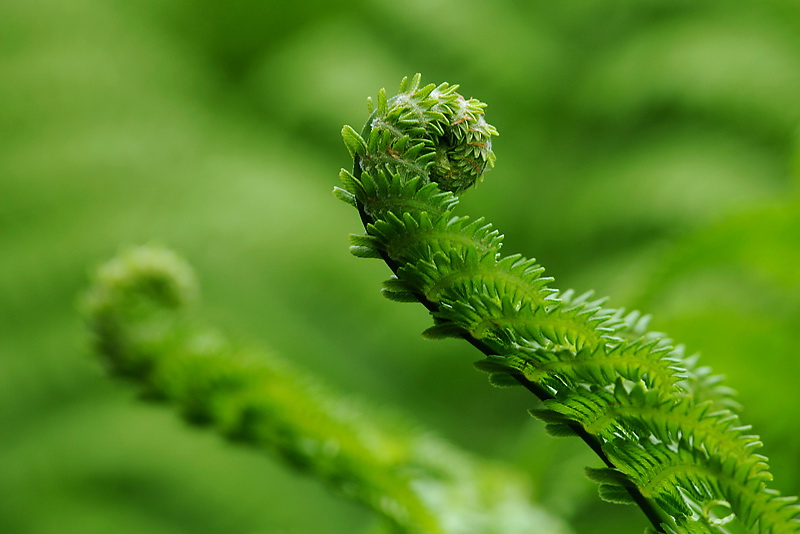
[336,74,800,534]
[85,246,570,534]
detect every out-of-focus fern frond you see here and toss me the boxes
[85,246,570,534]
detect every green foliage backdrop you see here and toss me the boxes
[2,1,799,533]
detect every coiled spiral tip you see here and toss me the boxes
[344,74,498,195]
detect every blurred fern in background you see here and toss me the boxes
[2,1,799,533]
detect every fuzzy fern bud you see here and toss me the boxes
[85,245,570,534]
[347,73,498,194]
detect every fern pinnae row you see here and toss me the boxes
[515,344,679,397]
[364,211,503,267]
[675,351,742,413]
[400,249,556,307]
[339,169,458,221]
[438,292,629,355]
[541,384,763,467]
[608,438,800,533]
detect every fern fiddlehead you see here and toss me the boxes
[84,246,570,534]
[337,74,800,533]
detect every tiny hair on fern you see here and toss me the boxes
[337,74,800,533]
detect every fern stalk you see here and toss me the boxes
[337,74,800,533]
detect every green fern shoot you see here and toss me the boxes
[84,245,570,534]
[336,74,800,534]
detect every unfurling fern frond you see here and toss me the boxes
[337,74,800,533]
[85,246,570,534]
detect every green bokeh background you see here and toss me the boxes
[2,1,800,532]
